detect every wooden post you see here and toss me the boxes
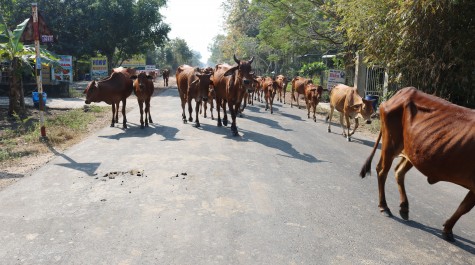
[32,3,46,138]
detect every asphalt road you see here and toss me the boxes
[1,86,474,264]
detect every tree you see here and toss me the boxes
[0,12,59,115]
[335,0,475,107]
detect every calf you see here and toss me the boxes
[200,84,216,120]
[304,84,324,122]
[84,71,133,128]
[325,84,374,141]
[131,72,155,128]
[291,76,312,109]
[360,87,475,242]
[275,74,288,104]
[162,68,170,87]
[263,76,277,114]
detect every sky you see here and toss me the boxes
[162,0,226,65]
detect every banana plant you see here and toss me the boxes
[0,12,60,115]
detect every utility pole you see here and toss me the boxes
[32,3,46,138]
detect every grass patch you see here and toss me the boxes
[0,106,108,162]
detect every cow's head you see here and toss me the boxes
[224,54,254,79]
[194,72,213,101]
[131,72,152,92]
[356,99,375,124]
[84,80,98,104]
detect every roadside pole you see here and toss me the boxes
[32,3,46,138]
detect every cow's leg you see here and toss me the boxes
[443,191,475,242]
[312,102,317,122]
[146,98,152,125]
[138,100,145,129]
[350,118,359,136]
[187,98,193,122]
[375,146,397,217]
[326,106,334,132]
[338,112,347,137]
[394,156,413,220]
[228,101,238,136]
[110,103,116,127]
[305,98,310,118]
[216,97,222,126]
[210,99,215,120]
[121,99,127,129]
[345,114,352,141]
[195,100,201,127]
[222,99,228,127]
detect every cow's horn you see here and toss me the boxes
[249,56,254,64]
[234,54,240,64]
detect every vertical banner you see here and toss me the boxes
[91,57,108,80]
[55,55,73,82]
[327,69,346,91]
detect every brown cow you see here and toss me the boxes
[162,68,170,87]
[239,76,258,116]
[275,74,289,104]
[213,54,254,136]
[360,87,475,242]
[254,76,265,103]
[131,72,155,128]
[84,71,133,128]
[262,76,277,114]
[200,85,216,120]
[291,76,313,109]
[304,83,324,122]
[325,84,375,141]
[176,65,213,127]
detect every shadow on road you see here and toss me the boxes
[392,216,475,255]
[98,123,183,141]
[43,140,100,176]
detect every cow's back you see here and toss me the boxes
[176,65,195,93]
[382,88,475,184]
[330,84,362,113]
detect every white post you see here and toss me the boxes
[32,3,46,138]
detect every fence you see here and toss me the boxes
[364,66,385,97]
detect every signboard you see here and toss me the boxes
[91,57,108,80]
[327,69,346,90]
[145,65,156,71]
[20,12,55,44]
[122,56,146,69]
[54,55,73,82]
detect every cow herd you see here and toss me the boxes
[83,55,475,243]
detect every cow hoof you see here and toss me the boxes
[123,125,128,129]
[381,209,393,217]
[399,210,409,220]
[327,128,331,133]
[188,117,193,122]
[442,231,455,242]
[313,118,316,122]
[110,124,114,127]
[347,137,351,142]
[195,123,200,128]
[223,120,228,126]
[212,117,215,120]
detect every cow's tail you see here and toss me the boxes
[359,130,382,178]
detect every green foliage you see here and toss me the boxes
[299,61,327,77]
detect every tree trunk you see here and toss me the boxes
[8,57,25,116]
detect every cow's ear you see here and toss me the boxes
[224,66,238,76]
